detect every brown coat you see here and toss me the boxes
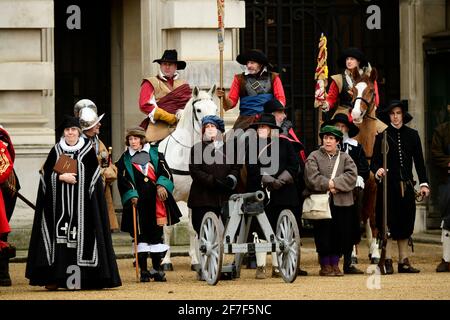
[431,121,450,184]
[304,147,357,207]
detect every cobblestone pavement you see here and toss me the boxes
[2,239,450,300]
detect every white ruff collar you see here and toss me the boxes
[159,70,179,81]
[344,137,358,147]
[59,137,85,152]
[244,66,267,76]
[128,143,150,156]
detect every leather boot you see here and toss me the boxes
[319,265,334,276]
[0,254,11,286]
[138,252,150,282]
[398,258,420,273]
[255,266,266,279]
[150,252,167,282]
[384,259,394,274]
[436,259,450,272]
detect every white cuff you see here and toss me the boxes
[355,175,365,189]
[148,107,158,124]
[419,183,429,188]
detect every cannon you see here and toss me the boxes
[198,191,301,285]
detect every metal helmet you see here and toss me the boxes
[73,99,97,117]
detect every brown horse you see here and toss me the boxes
[347,66,387,263]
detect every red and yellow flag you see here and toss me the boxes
[314,33,328,108]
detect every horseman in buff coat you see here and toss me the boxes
[139,49,192,142]
[216,49,286,131]
[0,126,20,286]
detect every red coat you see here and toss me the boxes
[0,139,13,245]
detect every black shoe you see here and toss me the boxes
[344,265,364,275]
[149,269,167,282]
[398,258,420,273]
[384,259,394,274]
[191,264,201,272]
[436,259,450,272]
[297,268,308,276]
[162,263,174,271]
[140,271,151,282]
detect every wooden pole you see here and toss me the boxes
[132,204,139,282]
[220,50,224,118]
[217,0,225,118]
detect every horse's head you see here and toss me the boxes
[176,85,218,140]
[350,66,377,124]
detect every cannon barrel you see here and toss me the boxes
[229,190,265,202]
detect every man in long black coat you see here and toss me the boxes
[371,100,430,274]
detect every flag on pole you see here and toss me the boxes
[217,0,225,51]
[314,33,328,108]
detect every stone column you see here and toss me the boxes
[399,0,446,232]
[0,0,55,224]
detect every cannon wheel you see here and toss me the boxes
[276,209,300,283]
[199,212,223,285]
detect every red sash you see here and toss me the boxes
[157,83,192,114]
[132,163,167,226]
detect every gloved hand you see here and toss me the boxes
[277,170,294,185]
[320,101,330,112]
[261,174,276,188]
[280,119,293,135]
[216,176,235,191]
[269,179,285,191]
[355,175,365,189]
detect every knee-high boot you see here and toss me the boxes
[150,252,167,282]
[138,252,150,282]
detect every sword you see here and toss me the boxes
[2,180,36,210]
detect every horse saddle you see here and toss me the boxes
[145,121,176,142]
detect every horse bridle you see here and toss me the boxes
[352,89,377,121]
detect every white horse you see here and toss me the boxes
[158,85,218,270]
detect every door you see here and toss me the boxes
[54,0,112,146]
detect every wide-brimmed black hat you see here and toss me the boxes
[337,47,368,69]
[153,49,186,70]
[324,113,360,138]
[236,49,269,66]
[263,99,288,113]
[249,113,281,130]
[377,100,413,125]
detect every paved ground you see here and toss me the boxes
[3,237,450,300]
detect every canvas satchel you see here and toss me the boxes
[302,151,340,220]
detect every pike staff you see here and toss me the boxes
[217,0,225,118]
